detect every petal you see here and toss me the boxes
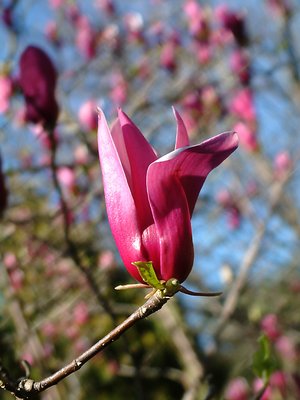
[173,107,190,149]
[118,109,157,230]
[159,131,239,215]
[111,118,132,190]
[97,109,144,282]
[146,161,194,282]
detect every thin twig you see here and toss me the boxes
[1,290,173,399]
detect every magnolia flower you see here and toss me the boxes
[19,46,59,129]
[98,108,238,288]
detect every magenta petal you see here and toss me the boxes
[118,109,157,230]
[97,109,144,282]
[110,118,132,190]
[147,162,194,282]
[160,131,239,216]
[173,108,190,149]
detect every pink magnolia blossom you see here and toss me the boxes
[195,42,212,64]
[233,122,258,152]
[160,40,177,73]
[3,252,17,269]
[57,167,76,192]
[253,379,271,400]
[0,75,13,113]
[110,72,128,106]
[261,314,281,341]
[230,88,256,122]
[75,16,97,60]
[45,21,60,45]
[225,377,249,400]
[230,49,250,86]
[184,0,210,41]
[275,335,297,361]
[2,6,13,28]
[49,0,64,9]
[98,250,116,269]
[270,371,287,395]
[267,0,290,17]
[19,46,59,129]
[8,268,24,292]
[273,150,292,179]
[98,108,238,283]
[123,12,144,43]
[216,189,241,229]
[215,5,248,47]
[95,0,115,15]
[78,100,98,131]
[73,301,89,325]
[74,144,89,165]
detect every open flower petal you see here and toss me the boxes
[158,131,239,215]
[118,109,157,230]
[98,108,238,285]
[173,107,190,149]
[98,109,144,282]
[147,161,194,282]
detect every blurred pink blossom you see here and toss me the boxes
[43,343,54,358]
[123,12,144,43]
[74,144,89,165]
[270,371,287,395]
[2,6,13,28]
[275,335,297,361]
[253,378,271,400]
[267,0,290,17]
[184,0,210,41]
[3,253,17,269]
[215,5,248,46]
[261,314,281,341]
[9,269,24,292]
[21,352,34,366]
[75,16,97,60]
[78,100,98,131]
[49,0,64,9]
[19,46,59,129]
[98,250,116,269]
[195,43,212,64]
[0,75,13,113]
[73,301,89,325]
[230,49,250,85]
[233,122,258,152]
[65,325,79,339]
[160,41,177,72]
[110,72,128,106]
[216,189,241,229]
[45,21,59,45]
[273,150,292,179]
[225,377,249,400]
[57,167,76,191]
[41,322,57,338]
[95,0,115,15]
[230,88,256,122]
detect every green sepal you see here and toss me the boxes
[132,261,165,290]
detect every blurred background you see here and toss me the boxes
[0,0,300,399]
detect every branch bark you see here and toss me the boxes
[0,290,173,399]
